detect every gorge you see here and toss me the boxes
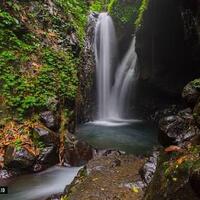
[0,0,200,200]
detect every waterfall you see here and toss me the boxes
[94,13,137,122]
[94,13,118,120]
[109,37,137,119]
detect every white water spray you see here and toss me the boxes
[94,13,137,122]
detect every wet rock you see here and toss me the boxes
[152,105,181,122]
[182,81,200,107]
[86,149,123,175]
[94,149,124,157]
[0,169,18,179]
[40,111,59,131]
[46,193,63,200]
[0,170,10,179]
[32,146,59,172]
[4,145,36,170]
[140,151,159,185]
[159,113,199,146]
[38,145,59,166]
[64,139,93,166]
[32,163,46,173]
[32,127,59,146]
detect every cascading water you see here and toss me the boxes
[109,37,137,119]
[94,12,137,122]
[94,12,118,120]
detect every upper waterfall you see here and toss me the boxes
[94,12,137,122]
[94,12,118,120]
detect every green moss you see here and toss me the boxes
[107,0,150,28]
[191,78,200,89]
[134,0,149,28]
[0,5,79,121]
[55,0,88,45]
[145,145,200,200]
[108,0,140,26]
[90,1,102,12]
[12,138,23,151]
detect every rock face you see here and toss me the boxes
[145,78,200,200]
[136,0,200,96]
[77,12,98,122]
[4,145,36,170]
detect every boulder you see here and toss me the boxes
[64,139,93,166]
[38,145,59,166]
[182,80,200,107]
[40,111,59,131]
[32,127,59,146]
[4,145,36,170]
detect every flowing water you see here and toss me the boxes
[95,13,137,121]
[109,37,137,118]
[0,166,80,200]
[94,12,118,120]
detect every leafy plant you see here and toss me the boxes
[134,0,149,28]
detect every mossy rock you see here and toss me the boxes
[182,79,200,107]
[144,149,200,200]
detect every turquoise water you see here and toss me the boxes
[76,120,158,155]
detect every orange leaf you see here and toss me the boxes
[176,156,187,165]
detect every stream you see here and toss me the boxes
[1,120,158,200]
[0,166,80,200]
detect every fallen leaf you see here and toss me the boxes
[165,145,182,153]
[172,177,177,182]
[132,186,139,193]
[176,156,187,165]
